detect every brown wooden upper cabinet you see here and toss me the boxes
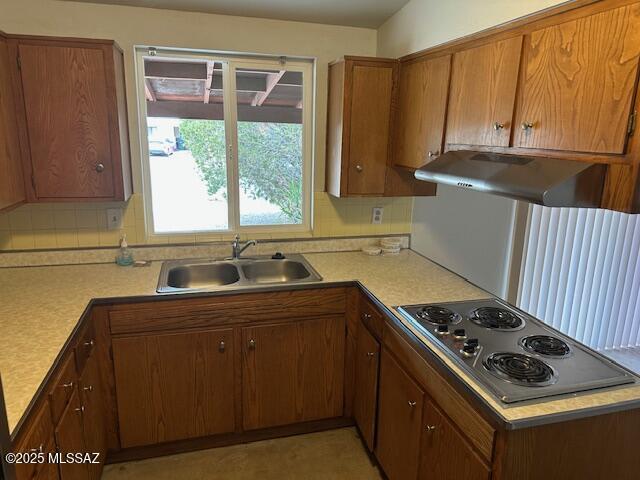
[515,3,640,154]
[326,57,395,196]
[9,36,132,202]
[0,32,25,212]
[446,37,523,147]
[393,55,451,169]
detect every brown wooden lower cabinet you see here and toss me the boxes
[352,320,380,451]
[242,316,346,430]
[375,349,425,480]
[418,399,490,480]
[55,390,91,480]
[78,352,107,480]
[111,328,236,447]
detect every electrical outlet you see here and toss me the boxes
[106,208,123,230]
[371,207,383,224]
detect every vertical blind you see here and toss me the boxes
[517,205,640,351]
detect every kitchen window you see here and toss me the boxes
[135,47,314,236]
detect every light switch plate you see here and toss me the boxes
[106,208,123,230]
[371,207,383,224]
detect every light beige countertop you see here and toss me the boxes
[1,250,640,434]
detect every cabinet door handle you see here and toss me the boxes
[362,313,372,321]
[30,444,44,454]
[95,163,105,173]
[426,425,436,432]
[408,401,417,407]
[62,382,74,389]
[75,405,85,414]
[521,122,534,131]
[493,122,505,130]
[427,150,440,158]
[83,385,93,393]
[84,339,95,347]
[366,352,376,357]
[355,165,363,172]
[219,340,226,353]
[248,339,256,350]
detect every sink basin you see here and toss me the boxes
[166,262,240,289]
[157,254,322,293]
[242,259,313,284]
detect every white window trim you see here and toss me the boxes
[133,47,315,240]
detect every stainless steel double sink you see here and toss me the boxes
[156,254,323,293]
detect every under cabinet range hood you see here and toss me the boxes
[414,151,606,207]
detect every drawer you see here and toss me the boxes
[13,401,55,480]
[359,296,384,339]
[75,320,96,373]
[383,322,496,461]
[110,288,347,335]
[48,352,77,426]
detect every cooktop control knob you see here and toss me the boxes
[453,328,466,339]
[436,325,449,335]
[461,338,479,357]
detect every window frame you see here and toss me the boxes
[134,47,315,239]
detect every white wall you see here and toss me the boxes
[376,0,565,297]
[0,0,377,193]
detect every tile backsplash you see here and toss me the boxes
[0,192,412,251]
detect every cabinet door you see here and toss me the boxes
[394,55,451,169]
[347,63,394,195]
[0,34,25,212]
[418,399,490,480]
[353,322,380,451]
[375,350,424,480]
[55,390,91,480]
[79,353,106,480]
[446,37,522,147]
[515,4,640,154]
[112,328,235,447]
[17,43,115,199]
[242,316,345,430]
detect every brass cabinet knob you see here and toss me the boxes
[521,122,534,131]
[219,340,226,353]
[362,313,372,321]
[355,165,363,172]
[428,150,440,158]
[493,122,505,130]
[408,400,417,407]
[84,339,95,348]
[248,339,256,350]
[366,352,376,357]
[426,425,436,432]
[83,385,93,393]
[75,405,85,414]
[95,163,105,173]
[62,381,74,389]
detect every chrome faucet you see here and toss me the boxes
[231,234,257,259]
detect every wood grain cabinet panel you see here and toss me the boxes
[0,32,25,213]
[515,3,640,154]
[10,36,132,202]
[55,390,91,480]
[446,36,523,147]
[375,349,424,480]
[353,321,380,451]
[418,399,490,480]
[13,401,58,480]
[394,55,451,169]
[112,328,236,447]
[79,353,107,480]
[242,316,345,430]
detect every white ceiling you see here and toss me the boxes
[65,0,411,28]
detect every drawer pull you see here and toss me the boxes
[62,382,74,389]
[75,405,85,414]
[219,340,226,353]
[408,401,417,407]
[426,425,436,432]
[493,122,505,130]
[366,352,376,357]
[248,339,256,350]
[84,339,95,348]
[362,313,372,321]
[83,385,93,393]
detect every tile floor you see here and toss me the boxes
[101,428,383,480]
